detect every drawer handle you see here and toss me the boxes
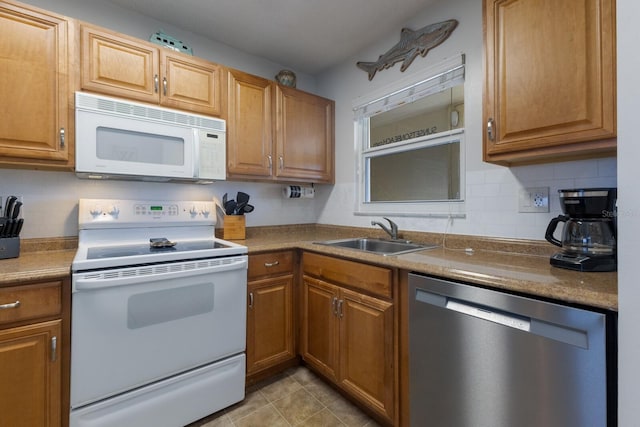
[332,297,338,315]
[248,292,254,308]
[0,300,20,310]
[264,261,280,267]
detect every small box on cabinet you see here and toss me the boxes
[215,215,246,240]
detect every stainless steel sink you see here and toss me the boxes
[314,237,438,256]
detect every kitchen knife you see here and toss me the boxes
[4,196,16,218]
[10,201,22,219]
[13,218,23,237]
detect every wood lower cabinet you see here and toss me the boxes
[0,278,70,427]
[246,251,296,383]
[0,0,74,169]
[483,0,616,164]
[302,252,396,425]
[81,23,224,116]
[227,68,335,183]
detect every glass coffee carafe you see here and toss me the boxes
[545,188,617,272]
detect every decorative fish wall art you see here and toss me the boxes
[357,19,458,80]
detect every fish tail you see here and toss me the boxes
[356,61,378,80]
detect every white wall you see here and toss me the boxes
[616,0,638,424]
[316,0,616,241]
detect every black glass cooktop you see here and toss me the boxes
[87,240,229,260]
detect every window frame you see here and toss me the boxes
[352,54,467,218]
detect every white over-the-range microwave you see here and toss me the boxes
[75,92,226,183]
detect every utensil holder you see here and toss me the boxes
[215,215,246,240]
[0,237,20,259]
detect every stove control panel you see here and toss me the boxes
[79,199,216,229]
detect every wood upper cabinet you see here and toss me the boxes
[246,251,296,380]
[302,252,396,424]
[0,278,70,427]
[275,86,334,183]
[483,0,616,165]
[0,0,74,169]
[227,69,274,178]
[227,68,335,183]
[81,24,224,116]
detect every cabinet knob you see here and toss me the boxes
[487,118,495,141]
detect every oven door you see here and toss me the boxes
[70,256,247,408]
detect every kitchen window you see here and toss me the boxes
[353,54,466,217]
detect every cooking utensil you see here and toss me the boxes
[242,204,254,213]
[236,192,250,206]
[224,200,237,215]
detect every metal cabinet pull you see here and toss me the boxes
[163,77,168,95]
[51,336,57,362]
[154,74,159,93]
[264,261,279,267]
[59,128,65,149]
[338,299,344,318]
[248,292,254,308]
[0,300,20,310]
[279,156,284,170]
[267,155,273,170]
[487,118,495,141]
[332,297,338,315]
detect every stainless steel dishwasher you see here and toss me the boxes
[408,273,616,427]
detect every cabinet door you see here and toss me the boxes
[160,51,223,116]
[227,69,274,178]
[275,86,334,183]
[339,287,395,422]
[301,276,338,380]
[0,2,70,165]
[246,275,295,375]
[81,24,160,103]
[0,320,61,427]
[483,0,616,164]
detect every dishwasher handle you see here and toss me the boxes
[415,288,589,349]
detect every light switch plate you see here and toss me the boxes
[518,187,549,213]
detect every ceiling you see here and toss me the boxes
[106,0,439,75]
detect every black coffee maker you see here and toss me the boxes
[545,188,617,272]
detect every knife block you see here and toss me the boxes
[215,215,246,240]
[0,237,20,259]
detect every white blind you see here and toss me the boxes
[353,54,465,119]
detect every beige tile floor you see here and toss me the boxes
[187,366,381,427]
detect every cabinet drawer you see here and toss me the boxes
[303,252,392,299]
[0,281,62,327]
[248,251,294,280]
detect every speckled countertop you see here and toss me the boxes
[0,226,617,311]
[240,225,618,311]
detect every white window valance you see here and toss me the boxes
[353,53,465,119]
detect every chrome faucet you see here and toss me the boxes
[371,217,399,240]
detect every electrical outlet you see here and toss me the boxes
[518,187,549,213]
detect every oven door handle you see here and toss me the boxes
[73,257,247,291]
